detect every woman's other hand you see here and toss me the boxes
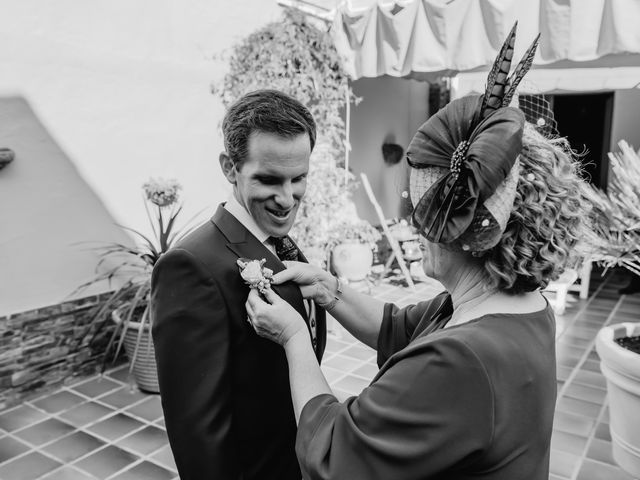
[272,261,337,305]
[246,288,308,347]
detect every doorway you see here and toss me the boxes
[552,93,613,190]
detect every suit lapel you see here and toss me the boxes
[211,205,307,319]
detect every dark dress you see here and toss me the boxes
[296,292,557,480]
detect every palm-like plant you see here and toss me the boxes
[78,178,200,376]
[582,141,640,276]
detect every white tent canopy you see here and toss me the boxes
[328,0,640,84]
[452,55,640,98]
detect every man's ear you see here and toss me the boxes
[219,152,237,184]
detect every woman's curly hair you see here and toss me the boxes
[483,123,591,294]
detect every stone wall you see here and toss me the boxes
[0,293,121,410]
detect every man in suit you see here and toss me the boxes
[151,90,327,480]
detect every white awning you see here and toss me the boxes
[329,0,640,83]
[452,58,640,98]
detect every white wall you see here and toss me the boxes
[611,89,640,152]
[0,0,283,315]
[349,76,430,225]
[0,0,282,235]
[0,97,134,315]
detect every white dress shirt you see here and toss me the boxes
[224,195,276,255]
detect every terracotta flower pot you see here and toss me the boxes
[331,242,373,282]
[595,322,640,477]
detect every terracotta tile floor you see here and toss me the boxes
[1,270,639,479]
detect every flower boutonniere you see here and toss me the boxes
[237,258,273,294]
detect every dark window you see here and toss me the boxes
[552,93,613,190]
[519,92,613,190]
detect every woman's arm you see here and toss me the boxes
[284,331,332,422]
[272,262,385,349]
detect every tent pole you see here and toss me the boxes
[344,84,351,187]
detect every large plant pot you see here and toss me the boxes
[112,305,159,393]
[331,242,373,282]
[595,322,640,477]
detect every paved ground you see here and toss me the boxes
[0,271,639,480]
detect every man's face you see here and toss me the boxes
[231,131,311,238]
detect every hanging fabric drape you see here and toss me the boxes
[330,0,640,80]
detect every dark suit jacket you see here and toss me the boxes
[151,205,327,480]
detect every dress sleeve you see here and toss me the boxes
[377,292,450,367]
[151,248,238,480]
[296,336,494,480]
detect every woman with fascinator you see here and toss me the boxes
[245,25,589,480]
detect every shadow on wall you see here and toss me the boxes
[0,96,133,317]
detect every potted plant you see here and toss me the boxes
[327,218,381,282]
[79,178,198,392]
[582,140,640,278]
[583,140,640,476]
[595,323,640,477]
[289,143,361,267]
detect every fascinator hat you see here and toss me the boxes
[408,23,540,254]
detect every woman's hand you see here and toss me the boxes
[272,261,337,305]
[245,288,308,347]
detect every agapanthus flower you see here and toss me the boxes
[143,178,182,207]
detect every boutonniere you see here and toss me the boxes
[237,258,273,294]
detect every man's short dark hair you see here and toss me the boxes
[222,90,317,168]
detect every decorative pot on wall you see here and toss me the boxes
[0,148,15,170]
[331,242,373,282]
[595,322,640,478]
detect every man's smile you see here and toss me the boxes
[266,207,293,220]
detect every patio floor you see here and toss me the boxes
[0,270,639,480]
